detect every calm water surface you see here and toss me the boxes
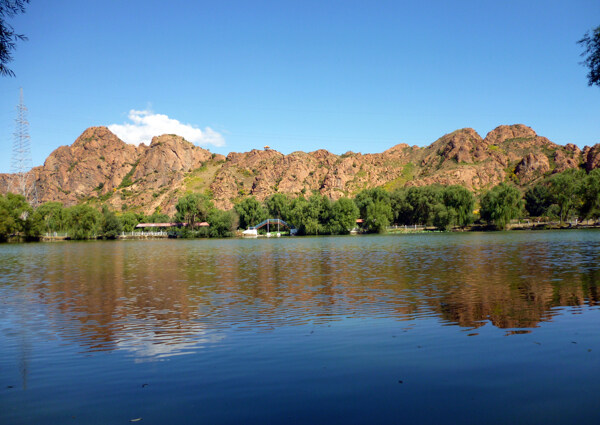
[1,231,599,424]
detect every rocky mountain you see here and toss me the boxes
[1,124,598,215]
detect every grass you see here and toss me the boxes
[503,137,535,144]
[97,192,112,202]
[183,161,224,192]
[382,163,416,191]
[118,160,140,188]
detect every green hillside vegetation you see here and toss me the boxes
[2,167,599,242]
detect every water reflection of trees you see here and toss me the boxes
[14,237,600,354]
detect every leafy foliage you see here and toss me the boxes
[0,0,29,77]
[403,185,443,226]
[118,161,139,188]
[264,193,291,221]
[329,197,359,234]
[4,164,600,243]
[580,169,600,220]
[30,201,68,236]
[524,184,553,217]
[145,212,171,223]
[234,197,266,229]
[390,185,473,230]
[0,193,33,240]
[547,169,585,223]
[441,185,475,228]
[578,26,600,87]
[175,193,213,229]
[480,183,523,230]
[207,209,238,238]
[66,204,102,240]
[101,206,122,239]
[119,211,140,232]
[354,187,393,233]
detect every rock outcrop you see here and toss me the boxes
[32,126,142,206]
[483,124,537,145]
[515,153,550,184]
[584,144,600,172]
[1,124,598,214]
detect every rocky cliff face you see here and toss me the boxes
[1,124,597,215]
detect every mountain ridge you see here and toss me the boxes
[1,124,598,216]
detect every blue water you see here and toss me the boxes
[1,231,599,424]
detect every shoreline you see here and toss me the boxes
[0,222,589,243]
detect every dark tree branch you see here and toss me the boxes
[578,26,600,87]
[0,0,30,77]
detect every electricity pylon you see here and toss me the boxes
[9,88,37,206]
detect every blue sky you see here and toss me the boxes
[0,0,598,173]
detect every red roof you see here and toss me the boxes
[135,222,209,228]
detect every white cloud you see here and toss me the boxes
[108,110,225,147]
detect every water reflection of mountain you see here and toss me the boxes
[7,235,600,355]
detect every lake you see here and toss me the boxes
[1,231,599,424]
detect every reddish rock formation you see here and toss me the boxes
[1,124,596,215]
[584,144,600,172]
[33,126,141,205]
[483,124,537,145]
[553,144,582,173]
[515,153,550,184]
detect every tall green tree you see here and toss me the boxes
[207,209,238,238]
[578,26,600,87]
[329,197,359,234]
[548,169,585,223]
[404,185,443,226]
[234,197,266,229]
[432,204,457,230]
[101,206,122,239]
[392,185,473,230]
[0,193,33,240]
[288,196,310,234]
[264,193,291,221]
[287,195,319,235]
[480,183,523,230]
[579,169,600,221]
[524,184,553,217]
[355,187,390,218]
[66,204,102,240]
[31,201,66,235]
[119,211,140,232]
[365,200,393,233]
[175,193,213,229]
[307,194,332,234]
[145,212,171,223]
[390,188,411,224]
[355,187,393,233]
[441,185,475,228]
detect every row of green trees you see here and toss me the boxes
[234,193,359,235]
[231,185,476,234]
[368,169,600,231]
[2,167,599,240]
[0,195,171,241]
[174,193,238,238]
[231,168,599,233]
[524,169,600,224]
